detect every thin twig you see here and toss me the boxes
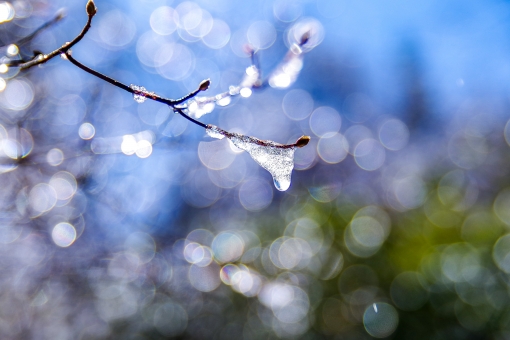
[174,107,207,129]
[7,2,94,70]
[4,9,66,48]
[65,52,207,129]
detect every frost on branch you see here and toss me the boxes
[206,125,309,191]
[130,84,154,103]
[269,18,324,89]
[184,22,322,118]
[185,64,260,119]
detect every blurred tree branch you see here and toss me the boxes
[5,0,95,70]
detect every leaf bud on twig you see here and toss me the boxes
[86,0,97,16]
[199,79,211,92]
[294,135,311,148]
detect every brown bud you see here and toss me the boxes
[199,79,210,92]
[86,0,97,16]
[295,135,311,148]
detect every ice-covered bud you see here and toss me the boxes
[86,0,96,16]
[199,79,211,92]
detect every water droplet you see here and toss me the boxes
[130,84,149,103]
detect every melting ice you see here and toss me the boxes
[206,125,295,191]
[130,84,149,103]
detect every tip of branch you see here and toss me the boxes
[243,44,255,56]
[86,0,97,16]
[294,135,311,148]
[300,31,311,46]
[199,79,210,92]
[56,8,67,21]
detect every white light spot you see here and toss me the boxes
[0,2,15,23]
[6,44,18,56]
[363,303,399,338]
[46,148,64,166]
[79,122,95,140]
[121,135,137,156]
[240,87,252,98]
[52,222,77,247]
[136,140,153,158]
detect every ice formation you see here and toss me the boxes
[130,84,151,103]
[206,125,296,191]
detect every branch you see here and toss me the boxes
[3,0,311,150]
[6,0,96,70]
[65,52,208,129]
[206,124,310,149]
[182,32,313,119]
[2,9,66,49]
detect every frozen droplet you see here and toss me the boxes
[130,84,149,103]
[240,87,252,98]
[188,97,216,118]
[216,95,231,107]
[269,54,303,89]
[229,133,295,191]
[206,125,297,191]
[229,86,240,96]
[240,65,260,88]
[206,125,225,139]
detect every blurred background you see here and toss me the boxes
[1,0,510,338]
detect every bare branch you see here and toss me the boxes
[65,52,207,128]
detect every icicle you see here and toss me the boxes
[230,134,295,191]
[205,125,310,191]
[129,84,153,103]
